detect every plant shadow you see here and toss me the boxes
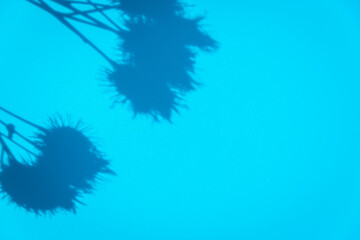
[0,117,114,215]
[107,0,218,121]
[27,0,218,121]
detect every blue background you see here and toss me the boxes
[1,0,360,239]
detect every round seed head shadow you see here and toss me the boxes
[35,118,114,193]
[106,64,181,121]
[0,117,114,215]
[105,0,218,121]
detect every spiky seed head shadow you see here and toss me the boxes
[0,117,114,215]
[105,0,218,121]
[26,0,218,122]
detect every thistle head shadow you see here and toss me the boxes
[0,117,114,215]
[106,0,218,121]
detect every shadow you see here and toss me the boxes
[27,0,218,121]
[0,116,114,215]
[107,0,218,120]
[0,158,78,215]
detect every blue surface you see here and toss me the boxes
[1,0,360,239]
